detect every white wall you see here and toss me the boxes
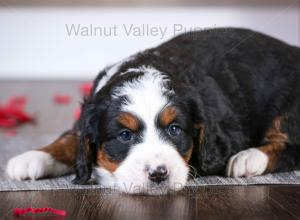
[0,6,299,80]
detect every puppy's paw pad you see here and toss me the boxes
[226,148,268,177]
[6,151,71,181]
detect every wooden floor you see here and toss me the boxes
[0,186,300,220]
[1,81,300,220]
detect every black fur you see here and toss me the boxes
[74,28,300,183]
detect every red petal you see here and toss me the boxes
[0,117,17,128]
[0,96,35,128]
[7,96,27,110]
[74,107,81,121]
[0,106,7,118]
[79,83,92,97]
[3,107,34,122]
[53,95,72,105]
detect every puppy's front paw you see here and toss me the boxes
[226,148,268,177]
[6,151,72,180]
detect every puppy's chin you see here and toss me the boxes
[93,167,187,195]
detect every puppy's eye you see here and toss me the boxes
[118,130,133,142]
[168,124,182,136]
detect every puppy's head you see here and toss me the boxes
[76,67,204,195]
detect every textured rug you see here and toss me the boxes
[1,134,300,192]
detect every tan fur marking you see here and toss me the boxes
[118,112,139,131]
[264,116,288,143]
[160,107,177,126]
[38,133,79,166]
[182,145,194,163]
[195,123,206,146]
[259,143,285,172]
[97,146,119,172]
[183,124,205,164]
[259,116,288,172]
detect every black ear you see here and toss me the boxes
[173,85,206,152]
[72,98,107,184]
[184,89,207,160]
[181,84,245,176]
[72,135,95,184]
[183,93,205,149]
[175,84,231,174]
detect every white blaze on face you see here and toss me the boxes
[94,66,189,195]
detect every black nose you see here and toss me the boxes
[148,165,168,184]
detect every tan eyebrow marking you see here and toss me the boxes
[160,106,177,126]
[182,144,194,163]
[118,112,139,131]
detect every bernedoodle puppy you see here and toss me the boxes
[7,28,300,195]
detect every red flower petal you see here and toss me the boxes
[4,107,34,122]
[0,117,17,128]
[74,107,81,121]
[53,95,72,105]
[79,83,92,97]
[7,96,27,110]
[0,96,35,128]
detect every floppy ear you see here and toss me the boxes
[185,93,206,162]
[174,85,206,161]
[176,84,235,175]
[72,135,95,184]
[72,98,107,184]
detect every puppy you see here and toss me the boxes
[6,28,300,195]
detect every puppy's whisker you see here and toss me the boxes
[187,164,198,179]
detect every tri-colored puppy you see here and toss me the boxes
[6,28,300,195]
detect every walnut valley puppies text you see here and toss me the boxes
[65,24,205,39]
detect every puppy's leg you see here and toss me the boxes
[226,142,300,177]
[6,131,79,180]
[227,116,300,177]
